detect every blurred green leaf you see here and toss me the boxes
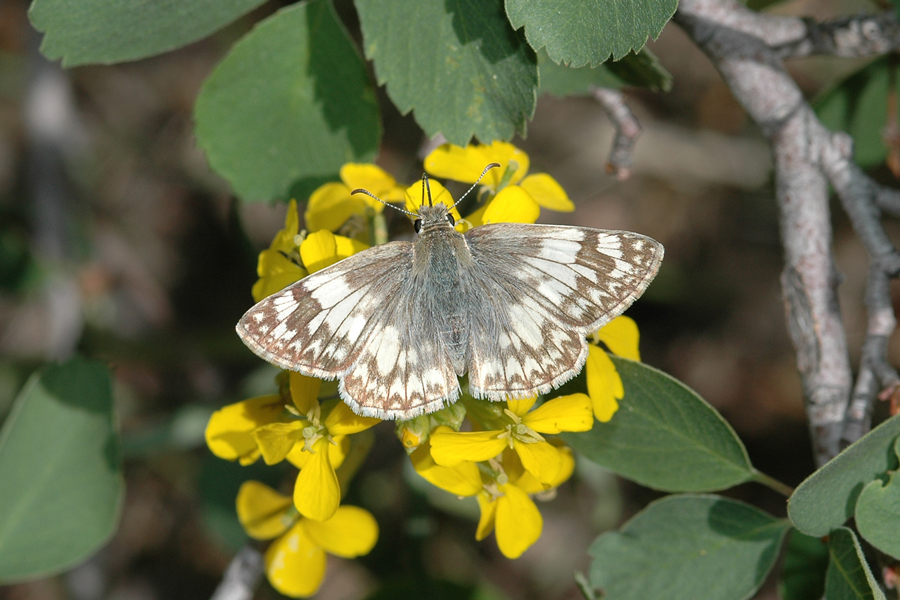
[356,0,537,145]
[589,495,789,600]
[815,56,897,169]
[562,357,755,492]
[854,436,900,559]
[825,528,886,600]
[506,0,676,67]
[0,357,123,581]
[195,0,380,202]
[538,48,671,97]
[780,530,829,600]
[788,414,900,538]
[29,0,266,67]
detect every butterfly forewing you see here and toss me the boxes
[462,224,663,399]
[237,242,460,419]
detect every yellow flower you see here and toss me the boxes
[252,199,307,302]
[305,164,405,233]
[424,141,574,227]
[404,178,464,227]
[236,481,378,598]
[476,446,575,559]
[410,426,483,496]
[252,204,369,303]
[429,394,592,484]
[205,395,289,465]
[587,316,640,422]
[253,394,380,522]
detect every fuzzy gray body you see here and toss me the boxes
[237,204,663,420]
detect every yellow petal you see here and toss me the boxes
[522,394,593,434]
[594,316,641,361]
[463,203,488,228]
[236,481,294,540]
[340,163,396,211]
[253,421,306,465]
[304,505,379,558]
[506,397,536,417]
[300,230,339,274]
[410,443,482,497]
[429,430,508,466]
[334,234,369,259]
[293,438,341,521]
[324,401,381,435]
[264,521,326,598]
[515,444,575,493]
[475,491,497,541]
[205,395,286,463]
[252,250,306,302]
[270,199,301,253]
[424,142,529,188]
[304,182,368,233]
[287,434,349,471]
[586,346,623,422]
[481,186,540,225]
[404,179,462,223]
[495,484,542,559]
[290,372,321,415]
[515,440,562,484]
[519,174,574,212]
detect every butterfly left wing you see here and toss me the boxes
[462,223,663,400]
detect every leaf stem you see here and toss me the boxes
[752,469,794,497]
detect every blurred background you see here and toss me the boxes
[0,0,892,597]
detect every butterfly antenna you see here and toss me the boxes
[451,162,501,209]
[423,172,434,207]
[350,188,417,217]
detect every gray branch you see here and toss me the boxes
[676,0,900,464]
[591,87,642,180]
[209,546,264,600]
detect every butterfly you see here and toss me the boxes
[237,164,663,420]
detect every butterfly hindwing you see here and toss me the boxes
[462,223,663,399]
[237,242,460,419]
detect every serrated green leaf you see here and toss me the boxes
[855,436,900,559]
[788,414,900,538]
[589,495,789,600]
[0,357,123,581]
[561,357,755,492]
[29,0,266,67]
[605,48,672,92]
[815,56,896,169]
[506,0,677,67]
[825,528,886,600]
[780,530,829,600]
[356,0,537,145]
[194,0,380,202]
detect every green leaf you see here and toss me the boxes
[29,0,267,67]
[788,414,900,538]
[538,48,672,97]
[815,56,896,169]
[588,495,790,600]
[855,436,900,559]
[355,0,537,145]
[780,530,829,600]
[0,357,123,581]
[194,0,380,202]
[825,528,886,600]
[506,0,677,67]
[561,357,755,492]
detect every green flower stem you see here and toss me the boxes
[370,212,388,246]
[751,469,794,497]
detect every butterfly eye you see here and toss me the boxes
[414,219,422,233]
[447,213,455,226]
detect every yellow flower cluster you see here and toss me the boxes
[205,141,642,595]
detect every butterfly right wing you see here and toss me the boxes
[237,242,460,419]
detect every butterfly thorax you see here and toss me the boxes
[411,204,473,375]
